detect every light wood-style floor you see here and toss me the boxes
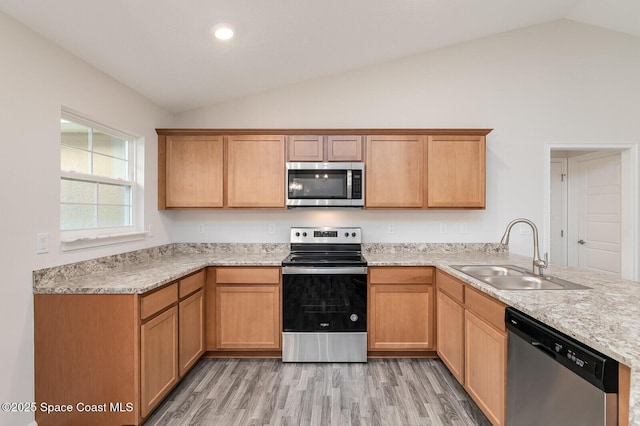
[146,358,490,426]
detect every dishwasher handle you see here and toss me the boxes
[531,340,556,357]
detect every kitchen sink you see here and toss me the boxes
[450,265,591,290]
[454,265,526,277]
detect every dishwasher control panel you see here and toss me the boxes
[505,307,618,393]
[552,341,596,375]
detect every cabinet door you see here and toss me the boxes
[464,310,506,426]
[427,135,485,208]
[179,290,205,377]
[327,136,363,161]
[205,269,217,351]
[366,135,424,207]
[165,135,224,208]
[436,290,465,383]
[140,306,178,418]
[216,285,281,349]
[287,135,323,161]
[227,135,285,207]
[369,284,434,350]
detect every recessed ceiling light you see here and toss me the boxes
[212,24,234,41]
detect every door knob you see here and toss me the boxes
[578,239,586,245]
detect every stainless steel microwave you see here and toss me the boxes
[286,162,364,207]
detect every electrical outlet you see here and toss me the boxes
[388,224,395,234]
[459,223,469,234]
[519,224,532,235]
[439,223,448,234]
[197,224,205,234]
[268,224,276,234]
[36,233,49,254]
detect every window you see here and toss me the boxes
[60,111,143,248]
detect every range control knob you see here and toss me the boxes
[295,232,300,237]
[302,232,307,237]
[345,232,349,237]
[352,232,357,237]
[350,314,359,322]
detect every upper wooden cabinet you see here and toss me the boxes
[366,135,425,207]
[327,136,363,161]
[158,132,286,209]
[163,135,224,208]
[157,129,489,210]
[227,135,285,208]
[287,135,323,161]
[427,135,486,208]
[366,132,487,209]
[286,135,363,162]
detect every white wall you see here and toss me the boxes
[2,15,639,425]
[173,19,640,256]
[0,12,173,426]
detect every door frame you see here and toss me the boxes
[543,142,639,281]
[549,158,568,266]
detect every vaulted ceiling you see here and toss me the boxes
[1,0,638,113]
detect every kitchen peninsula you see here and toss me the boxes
[33,242,639,425]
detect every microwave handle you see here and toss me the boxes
[347,170,352,199]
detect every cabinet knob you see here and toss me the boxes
[578,239,586,245]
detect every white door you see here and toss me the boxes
[569,153,621,276]
[550,159,568,265]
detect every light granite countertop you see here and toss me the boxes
[367,251,640,425]
[33,251,285,295]
[33,244,640,424]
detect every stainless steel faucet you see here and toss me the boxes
[500,218,548,276]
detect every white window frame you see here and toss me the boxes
[60,109,146,251]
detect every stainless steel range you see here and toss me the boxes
[282,227,367,362]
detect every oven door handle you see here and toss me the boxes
[282,266,368,275]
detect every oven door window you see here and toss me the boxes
[283,274,367,332]
[287,170,348,199]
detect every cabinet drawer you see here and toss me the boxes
[141,283,178,321]
[436,270,464,303]
[465,286,506,333]
[215,267,280,284]
[179,269,205,299]
[369,267,433,284]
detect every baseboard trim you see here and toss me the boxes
[202,350,438,359]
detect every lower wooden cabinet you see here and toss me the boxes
[34,269,206,425]
[464,310,507,426]
[34,294,140,426]
[368,267,435,351]
[216,286,280,349]
[140,306,179,418]
[436,290,465,382]
[211,267,282,351]
[179,289,205,376]
[435,270,507,426]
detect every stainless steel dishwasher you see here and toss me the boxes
[505,307,619,426]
